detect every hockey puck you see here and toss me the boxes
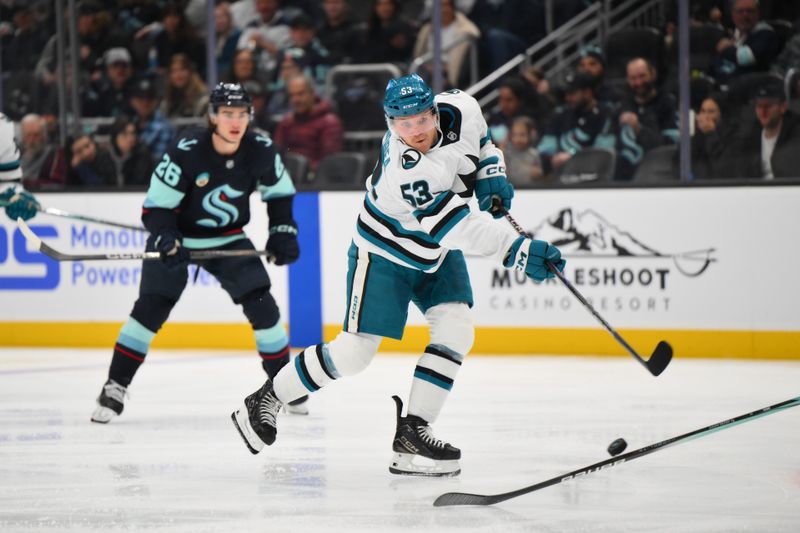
[607,438,627,456]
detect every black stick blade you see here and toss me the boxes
[646,341,673,376]
[433,492,496,507]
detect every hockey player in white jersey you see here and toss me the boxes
[232,74,566,476]
[0,113,39,221]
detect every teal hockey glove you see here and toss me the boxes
[475,176,514,218]
[0,188,39,221]
[503,237,565,282]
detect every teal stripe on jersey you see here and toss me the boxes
[254,323,288,353]
[118,317,156,354]
[144,177,185,209]
[182,233,247,249]
[479,133,491,147]
[295,354,319,392]
[430,205,469,242]
[365,194,438,245]
[414,369,453,390]
[412,190,453,219]
[259,156,297,200]
[0,160,20,171]
[356,223,437,271]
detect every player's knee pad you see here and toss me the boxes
[130,293,178,332]
[327,331,381,376]
[425,303,474,356]
[239,286,281,330]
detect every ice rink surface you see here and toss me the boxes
[0,348,798,533]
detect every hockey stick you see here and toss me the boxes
[499,207,672,377]
[0,198,146,232]
[17,217,268,262]
[434,395,800,507]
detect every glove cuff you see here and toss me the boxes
[269,223,298,235]
[503,237,528,271]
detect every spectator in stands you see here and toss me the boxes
[84,47,136,118]
[266,52,304,116]
[225,48,270,89]
[691,93,735,179]
[733,77,800,178]
[237,0,293,78]
[413,0,480,88]
[356,0,418,65]
[19,114,66,189]
[143,4,206,77]
[129,77,175,160]
[0,4,49,74]
[487,76,540,146]
[242,80,277,135]
[771,33,800,77]
[715,0,780,80]
[537,71,617,174]
[577,45,621,108]
[273,13,333,90]
[502,116,544,186]
[215,2,243,77]
[317,0,362,64]
[66,132,118,187]
[108,117,154,187]
[274,75,344,170]
[468,0,543,73]
[161,53,209,118]
[617,57,678,178]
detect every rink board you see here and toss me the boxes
[0,187,798,359]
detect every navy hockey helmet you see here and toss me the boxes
[208,82,253,117]
[383,74,435,119]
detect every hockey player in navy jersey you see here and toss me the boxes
[0,112,39,221]
[92,83,308,423]
[232,74,565,476]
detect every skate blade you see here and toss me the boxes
[231,406,265,454]
[90,406,118,424]
[389,452,461,477]
[284,400,309,416]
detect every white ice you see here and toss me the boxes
[1,348,798,532]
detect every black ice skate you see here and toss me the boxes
[231,380,282,454]
[90,379,127,424]
[389,395,461,477]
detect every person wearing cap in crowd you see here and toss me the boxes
[616,57,678,180]
[84,47,136,117]
[128,77,175,161]
[274,74,343,170]
[577,45,620,108]
[272,13,333,92]
[537,70,617,176]
[731,76,800,179]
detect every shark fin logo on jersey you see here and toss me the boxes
[401,149,421,170]
[195,172,210,187]
[197,184,244,227]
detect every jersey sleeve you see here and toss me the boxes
[141,140,192,233]
[0,113,22,184]
[253,134,296,201]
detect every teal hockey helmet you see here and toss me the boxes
[383,74,435,119]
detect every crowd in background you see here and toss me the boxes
[1,0,800,189]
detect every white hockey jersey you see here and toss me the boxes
[352,89,517,272]
[0,112,22,185]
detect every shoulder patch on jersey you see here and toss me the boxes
[437,103,462,147]
[401,148,421,170]
[255,134,272,147]
[195,172,210,187]
[177,138,198,151]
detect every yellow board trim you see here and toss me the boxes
[0,323,798,360]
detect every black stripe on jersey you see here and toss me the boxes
[363,200,439,250]
[357,217,439,267]
[430,204,469,240]
[315,344,337,380]
[414,191,455,223]
[425,345,463,365]
[457,154,480,198]
[414,366,454,386]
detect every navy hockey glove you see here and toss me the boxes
[266,223,299,265]
[503,237,565,282]
[0,188,39,222]
[475,176,514,219]
[154,228,190,269]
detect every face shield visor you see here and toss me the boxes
[387,109,439,138]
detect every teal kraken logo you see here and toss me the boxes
[197,184,244,227]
